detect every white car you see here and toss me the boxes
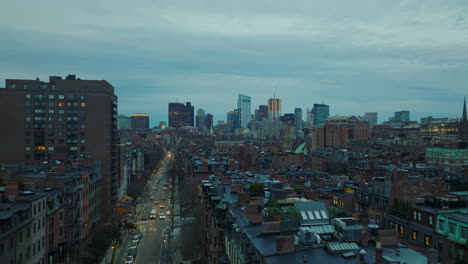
[125,255,133,264]
[132,238,139,245]
[129,244,137,250]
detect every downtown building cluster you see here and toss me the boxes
[0,75,166,264]
[170,96,468,264]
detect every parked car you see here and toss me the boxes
[141,215,149,220]
[129,243,137,250]
[125,255,134,264]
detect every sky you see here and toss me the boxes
[1,0,468,127]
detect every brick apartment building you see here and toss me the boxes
[0,75,118,218]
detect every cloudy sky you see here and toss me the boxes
[1,0,467,126]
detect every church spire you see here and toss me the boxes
[463,97,467,124]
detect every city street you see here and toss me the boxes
[117,151,176,264]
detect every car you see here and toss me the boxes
[161,197,166,200]
[163,187,168,190]
[153,201,159,204]
[141,215,149,220]
[125,255,134,264]
[128,249,136,257]
[133,232,142,240]
[129,244,137,250]
[160,204,166,209]
[132,238,139,244]
[159,215,166,220]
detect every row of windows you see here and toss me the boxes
[25,123,86,129]
[412,211,433,224]
[25,101,86,107]
[26,94,86,100]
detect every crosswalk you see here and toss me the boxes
[139,227,158,232]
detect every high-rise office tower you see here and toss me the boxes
[294,108,303,131]
[168,102,194,127]
[312,104,330,126]
[117,114,131,130]
[0,75,118,217]
[258,105,268,121]
[268,98,281,119]
[460,98,468,144]
[394,110,410,122]
[227,109,239,131]
[363,112,378,126]
[237,94,251,128]
[131,113,150,130]
[205,114,214,130]
[196,109,207,129]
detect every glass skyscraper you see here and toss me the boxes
[237,94,251,128]
[312,104,330,127]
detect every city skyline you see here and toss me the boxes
[1,1,467,126]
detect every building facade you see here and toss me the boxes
[312,104,330,127]
[0,75,118,219]
[237,94,251,129]
[130,113,149,130]
[268,98,281,119]
[168,102,194,127]
[395,111,410,122]
[363,112,378,126]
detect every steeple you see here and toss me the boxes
[463,97,467,124]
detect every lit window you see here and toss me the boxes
[412,231,418,240]
[49,95,54,99]
[47,147,54,151]
[429,216,433,225]
[48,102,54,107]
[413,211,417,220]
[81,102,86,107]
[80,139,86,144]
[26,94,31,99]
[8,83,16,88]
[58,95,64,99]
[399,226,405,234]
[25,116,30,121]
[48,109,54,114]
[35,146,45,151]
[58,103,64,107]
[418,212,421,221]
[425,235,431,246]
[25,147,31,151]
[24,84,31,89]
[58,110,64,114]
[80,124,86,129]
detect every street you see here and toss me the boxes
[117,151,178,264]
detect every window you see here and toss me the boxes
[80,139,86,144]
[48,117,54,121]
[429,216,433,225]
[81,102,86,107]
[48,109,54,114]
[412,231,418,240]
[25,109,30,114]
[40,84,47,89]
[26,101,30,106]
[418,212,421,221]
[26,94,31,99]
[448,245,454,258]
[48,95,54,99]
[58,102,64,107]
[8,83,16,88]
[47,147,54,151]
[461,227,468,240]
[48,102,54,107]
[23,84,31,89]
[26,116,30,121]
[58,95,64,99]
[439,219,445,231]
[449,222,456,235]
[80,95,86,100]
[413,211,417,220]
[33,204,36,215]
[25,147,31,151]
[80,124,86,129]
[58,110,64,114]
[399,225,405,234]
[70,146,77,151]
[425,235,431,246]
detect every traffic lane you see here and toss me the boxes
[134,219,164,264]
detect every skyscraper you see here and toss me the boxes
[460,98,468,144]
[237,94,251,128]
[294,108,303,131]
[0,75,118,217]
[117,114,131,130]
[205,114,214,130]
[168,102,194,127]
[312,104,329,127]
[363,112,378,126]
[131,113,150,130]
[268,98,281,119]
[227,109,239,131]
[196,109,207,129]
[394,110,410,122]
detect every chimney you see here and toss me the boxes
[5,182,19,200]
[375,242,383,264]
[276,236,295,254]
